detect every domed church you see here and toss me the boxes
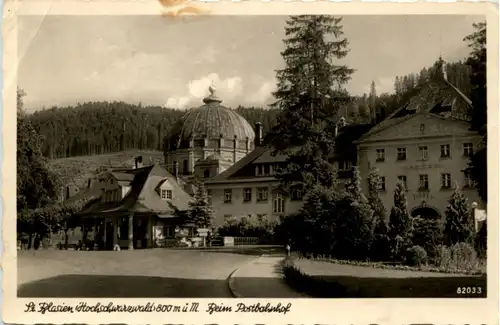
[164,85,262,183]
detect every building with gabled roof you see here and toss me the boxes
[355,58,484,219]
[76,163,194,250]
[204,121,374,225]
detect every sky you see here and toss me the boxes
[18,15,483,112]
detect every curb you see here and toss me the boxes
[226,255,264,298]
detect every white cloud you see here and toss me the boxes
[188,73,243,100]
[246,79,276,105]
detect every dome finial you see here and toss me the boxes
[203,80,222,104]
[209,80,216,95]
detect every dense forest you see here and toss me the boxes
[24,56,476,161]
[26,103,280,159]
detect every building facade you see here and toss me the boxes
[356,61,484,218]
[75,163,194,250]
[204,147,303,225]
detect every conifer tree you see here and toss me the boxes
[335,166,374,260]
[388,182,412,259]
[270,15,354,192]
[369,81,377,121]
[444,183,474,245]
[367,168,387,225]
[187,181,214,229]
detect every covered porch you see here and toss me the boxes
[80,212,192,250]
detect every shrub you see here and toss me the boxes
[405,245,428,267]
[444,185,474,245]
[411,216,443,258]
[433,243,485,272]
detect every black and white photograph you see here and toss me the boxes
[9,3,494,310]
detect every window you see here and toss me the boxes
[160,189,172,200]
[379,176,386,191]
[291,187,304,201]
[463,171,474,188]
[339,160,352,171]
[273,192,285,214]
[243,188,252,202]
[441,173,451,189]
[376,149,385,162]
[420,124,425,133]
[164,227,174,237]
[463,143,474,157]
[183,159,188,174]
[257,187,269,202]
[397,148,407,161]
[255,165,263,176]
[397,175,407,189]
[440,144,450,158]
[204,169,210,178]
[264,164,270,175]
[224,189,232,203]
[419,146,428,161]
[257,214,267,223]
[419,174,429,190]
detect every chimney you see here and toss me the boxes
[87,178,92,189]
[135,156,143,169]
[255,122,263,147]
[174,161,179,180]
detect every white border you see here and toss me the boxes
[2,1,499,324]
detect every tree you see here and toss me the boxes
[464,22,486,132]
[464,22,487,202]
[367,168,388,233]
[334,167,374,260]
[444,184,474,245]
[369,81,377,121]
[187,181,214,229]
[17,88,61,247]
[270,15,354,192]
[388,182,412,260]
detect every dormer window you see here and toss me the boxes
[161,189,173,200]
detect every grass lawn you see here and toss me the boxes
[283,258,487,298]
[17,248,274,297]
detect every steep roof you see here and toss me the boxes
[79,164,192,215]
[205,124,373,184]
[205,146,270,183]
[359,63,473,142]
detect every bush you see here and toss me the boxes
[216,215,276,242]
[411,216,443,258]
[433,243,485,272]
[405,245,428,267]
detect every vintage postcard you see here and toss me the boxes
[2,0,499,324]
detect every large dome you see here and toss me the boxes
[177,86,255,143]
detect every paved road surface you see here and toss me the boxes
[17,247,283,297]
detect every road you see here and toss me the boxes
[17,246,284,297]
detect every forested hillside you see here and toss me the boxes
[27,103,279,160]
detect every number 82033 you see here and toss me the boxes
[457,287,482,294]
